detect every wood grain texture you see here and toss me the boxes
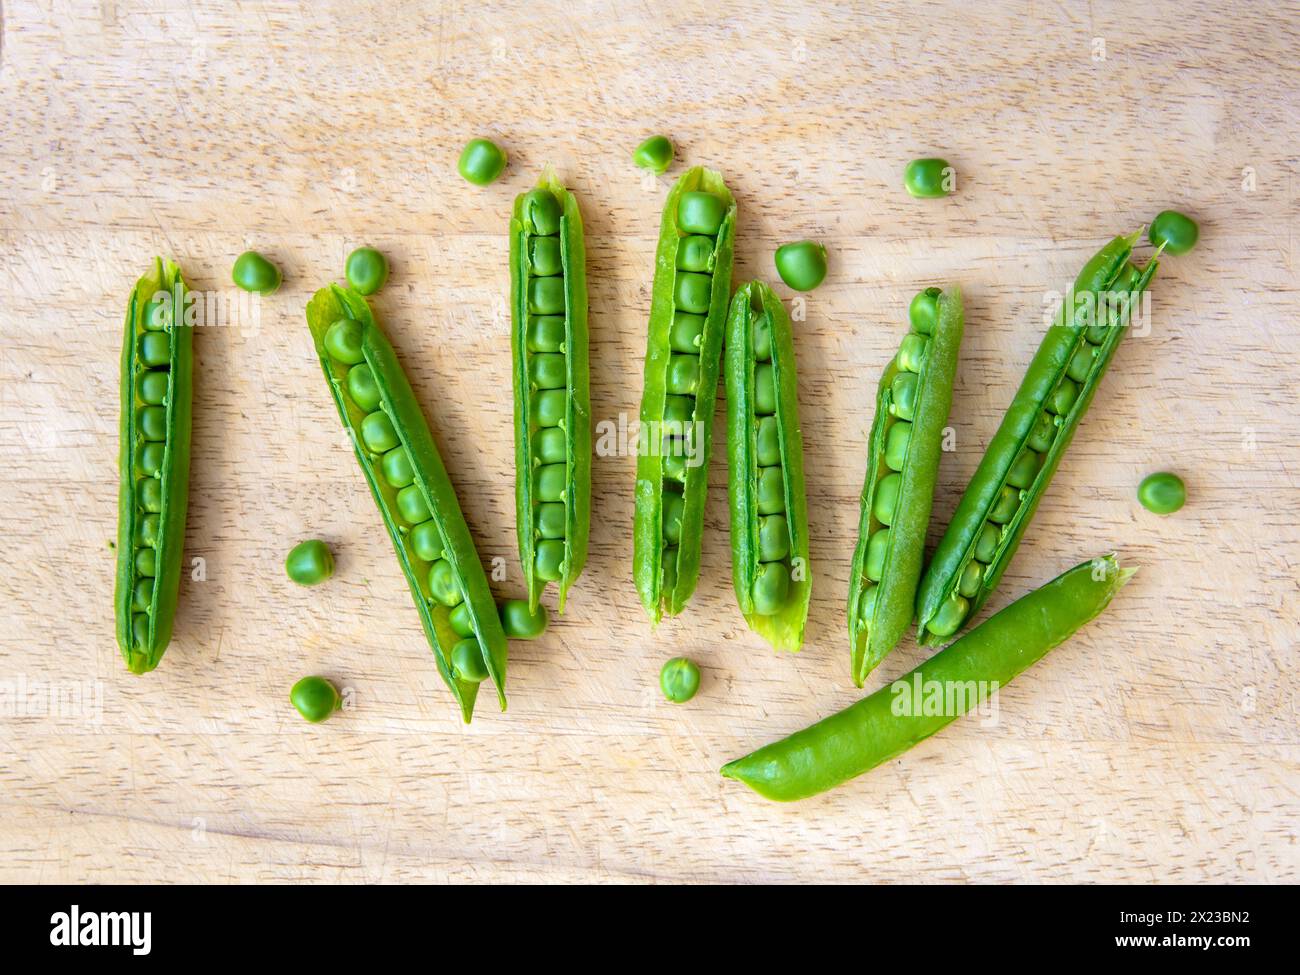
[0,0,1296,883]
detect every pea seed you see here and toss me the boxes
[132,612,150,650]
[290,676,342,723]
[677,191,725,235]
[380,447,414,488]
[136,513,160,547]
[143,298,171,331]
[529,276,566,316]
[324,318,365,365]
[669,312,706,352]
[347,364,382,412]
[137,370,169,405]
[661,546,679,594]
[926,591,969,637]
[662,450,688,482]
[1085,324,1111,345]
[987,485,1021,524]
[427,559,463,607]
[457,138,507,186]
[663,395,695,425]
[773,240,828,292]
[973,522,1000,563]
[448,602,476,639]
[1005,448,1041,490]
[138,331,170,367]
[903,157,953,199]
[1148,210,1199,256]
[396,484,431,524]
[139,405,167,441]
[752,561,791,615]
[135,546,157,577]
[528,353,566,391]
[1027,410,1056,453]
[534,463,566,502]
[757,465,786,515]
[1066,343,1095,383]
[451,638,490,683]
[136,441,165,477]
[856,584,879,627]
[285,539,334,586]
[752,313,772,361]
[890,372,919,421]
[1048,377,1079,415]
[528,316,566,353]
[537,502,566,538]
[661,491,686,545]
[957,560,984,599]
[360,410,399,453]
[139,477,163,513]
[674,272,713,314]
[529,236,562,276]
[532,427,566,465]
[676,236,715,273]
[864,528,890,582]
[897,333,929,373]
[873,472,903,526]
[632,135,674,174]
[231,250,282,295]
[500,599,549,639]
[758,513,790,562]
[908,287,942,335]
[754,362,777,415]
[884,420,912,471]
[410,522,444,562]
[345,246,389,296]
[534,540,565,581]
[666,353,700,396]
[132,576,154,612]
[756,415,781,466]
[1138,471,1186,514]
[523,189,563,235]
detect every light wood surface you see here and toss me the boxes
[1,0,1296,884]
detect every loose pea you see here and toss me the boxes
[1048,378,1079,416]
[1026,411,1057,453]
[285,539,334,586]
[1066,343,1095,383]
[132,612,150,650]
[290,676,342,723]
[890,372,919,421]
[522,189,563,235]
[1005,448,1041,490]
[758,513,790,562]
[973,522,1000,563]
[139,331,170,367]
[872,472,903,526]
[661,547,679,594]
[136,441,165,477]
[448,602,476,639]
[987,485,1021,524]
[757,466,786,515]
[534,463,566,502]
[345,246,389,296]
[957,560,984,599]
[663,492,685,545]
[410,522,444,562]
[752,561,791,615]
[752,313,772,361]
[632,135,674,174]
[754,363,777,415]
[1148,210,1199,256]
[347,364,382,412]
[663,395,695,426]
[324,318,365,365]
[534,539,565,581]
[756,415,781,466]
[534,389,566,427]
[529,276,566,315]
[139,405,167,441]
[674,272,713,314]
[231,250,281,295]
[1138,471,1186,514]
[669,312,706,352]
[897,333,929,373]
[528,316,566,353]
[666,353,700,395]
[773,240,828,292]
[537,501,566,538]
[529,235,562,276]
[427,559,463,606]
[864,528,890,581]
[360,410,399,453]
[396,484,431,524]
[137,370,169,405]
[884,420,912,471]
[135,547,157,577]
[677,191,725,235]
[136,513,160,547]
[132,576,155,612]
[925,591,969,637]
[903,157,953,198]
[855,584,879,628]
[676,236,715,274]
[533,426,566,465]
[530,352,567,390]
[457,138,507,186]
[139,477,163,513]
[908,287,942,335]
[381,447,414,488]
[659,656,700,703]
[500,599,549,639]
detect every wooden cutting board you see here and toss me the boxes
[1,0,1295,883]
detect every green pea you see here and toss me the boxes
[135,513,160,547]
[676,236,715,274]
[773,240,828,292]
[752,561,791,615]
[534,540,565,581]
[973,522,1000,563]
[381,446,414,488]
[537,502,566,538]
[290,676,342,723]
[903,157,953,198]
[346,364,382,412]
[659,656,700,703]
[957,559,984,599]
[661,546,679,595]
[360,410,399,453]
[872,472,903,526]
[132,612,150,650]
[529,276,566,316]
[528,315,566,353]
[531,389,565,427]
[324,318,365,365]
[758,513,790,562]
[925,591,969,638]
[908,287,942,335]
[136,441,165,477]
[285,539,334,586]
[663,492,685,545]
[533,427,566,465]
[987,485,1021,524]
[756,415,781,466]
[663,395,695,425]
[855,584,878,628]
[137,370,169,405]
[523,189,563,235]
[1026,411,1057,453]
[528,352,567,391]
[448,602,476,639]
[427,559,463,606]
[889,372,919,421]
[1084,324,1111,345]
[534,463,566,503]
[143,297,171,330]
[457,138,507,186]
[1066,342,1096,383]
[632,135,674,175]
[864,528,890,582]
[231,251,282,295]
[396,484,431,524]
[135,546,157,577]
[529,235,563,276]
[754,363,777,415]
[132,576,154,612]
[897,333,929,373]
[138,331,170,367]
[1048,377,1079,415]
[662,449,687,482]
[1148,210,1199,256]
[884,420,912,471]
[345,246,389,296]
[674,272,713,314]
[410,522,444,562]
[666,353,700,396]
[500,599,549,639]
[1005,448,1041,490]
[1138,471,1186,514]
[757,465,786,515]
[677,191,725,235]
[669,312,706,352]
[752,313,772,361]
[139,477,163,513]
[139,405,167,441]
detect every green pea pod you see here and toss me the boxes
[633,167,736,622]
[510,166,591,613]
[915,233,1158,646]
[723,554,1135,801]
[306,285,508,722]
[115,258,193,674]
[848,286,963,685]
[725,281,811,651]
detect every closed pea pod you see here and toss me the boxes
[634,167,736,622]
[915,232,1159,645]
[510,167,591,612]
[725,281,811,651]
[306,284,508,723]
[115,258,193,675]
[848,287,964,686]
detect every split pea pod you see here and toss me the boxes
[633,167,736,622]
[915,232,1158,646]
[510,167,591,612]
[306,285,508,722]
[115,258,193,674]
[724,281,811,651]
[722,554,1135,801]
[848,286,964,685]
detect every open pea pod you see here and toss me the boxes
[115,258,193,674]
[633,166,736,623]
[306,285,508,722]
[915,232,1159,645]
[849,286,964,685]
[510,166,590,613]
[725,281,811,651]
